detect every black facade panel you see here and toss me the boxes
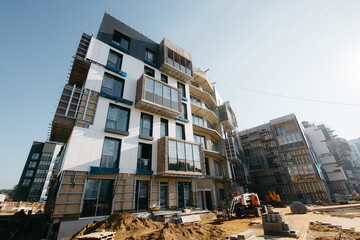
[15,142,44,201]
[97,13,160,68]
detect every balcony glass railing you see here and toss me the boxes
[168,139,201,173]
[144,77,180,112]
[166,57,192,76]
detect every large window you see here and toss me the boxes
[192,114,203,126]
[145,48,155,63]
[137,143,152,171]
[144,66,155,77]
[81,179,114,217]
[101,73,124,98]
[178,182,191,208]
[100,138,121,168]
[176,123,185,140]
[112,30,130,51]
[168,140,201,172]
[194,134,206,149]
[144,77,180,111]
[140,113,153,138]
[107,50,122,70]
[177,82,186,98]
[105,104,130,134]
[160,119,168,137]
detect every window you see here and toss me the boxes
[214,161,223,176]
[192,114,203,126]
[137,143,152,171]
[112,30,130,51]
[81,179,114,217]
[41,152,53,160]
[31,153,40,160]
[194,134,206,149]
[22,179,31,187]
[160,119,168,137]
[145,48,155,63]
[144,77,180,111]
[101,73,124,98]
[190,96,201,107]
[140,113,153,138]
[28,161,37,168]
[211,139,219,152]
[135,180,149,210]
[100,138,121,168]
[177,82,186,98]
[205,158,210,175]
[181,103,188,119]
[178,182,191,208]
[144,66,155,77]
[276,127,286,136]
[105,104,130,134]
[176,123,185,140]
[168,140,201,172]
[107,50,122,70]
[207,120,214,129]
[160,74,168,83]
[274,172,283,184]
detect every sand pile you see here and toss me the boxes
[68,212,163,239]
[128,222,224,240]
[69,212,224,240]
[308,222,360,240]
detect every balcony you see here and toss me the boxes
[135,74,182,119]
[157,137,203,177]
[190,103,218,127]
[218,101,238,132]
[159,38,193,84]
[224,138,242,164]
[192,67,216,101]
[192,124,223,143]
[189,85,216,109]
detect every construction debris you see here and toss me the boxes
[69,212,224,240]
[225,230,255,240]
[290,201,307,214]
[262,211,299,238]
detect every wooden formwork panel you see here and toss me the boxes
[113,175,136,211]
[53,171,87,216]
[169,178,177,208]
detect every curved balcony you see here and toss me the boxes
[203,149,226,161]
[189,85,216,109]
[190,103,219,127]
[192,67,216,100]
[193,124,223,143]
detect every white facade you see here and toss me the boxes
[60,37,194,175]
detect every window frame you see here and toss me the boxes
[176,123,185,140]
[107,50,123,71]
[145,48,155,63]
[160,74,168,84]
[101,73,125,99]
[105,104,131,135]
[100,137,121,169]
[112,30,130,51]
[140,113,153,139]
[177,82,186,98]
[137,143,152,171]
[144,66,155,78]
[160,118,169,137]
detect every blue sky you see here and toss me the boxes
[1,0,360,189]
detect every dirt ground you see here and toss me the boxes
[69,203,360,240]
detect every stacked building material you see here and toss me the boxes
[262,211,299,238]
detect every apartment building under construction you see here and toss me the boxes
[41,13,243,238]
[239,114,329,203]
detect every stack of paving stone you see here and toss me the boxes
[262,211,299,238]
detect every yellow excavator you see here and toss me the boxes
[265,191,286,207]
